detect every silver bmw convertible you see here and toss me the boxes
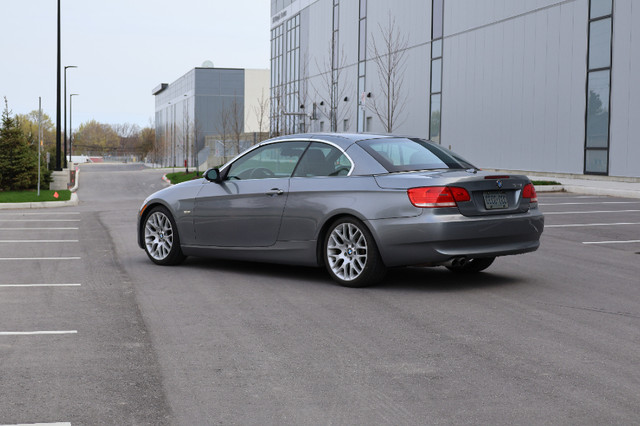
[138,133,544,287]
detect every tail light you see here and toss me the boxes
[408,186,470,208]
[523,183,538,203]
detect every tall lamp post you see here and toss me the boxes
[69,94,79,164]
[64,65,77,168]
[55,0,62,170]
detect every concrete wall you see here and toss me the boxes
[244,69,271,133]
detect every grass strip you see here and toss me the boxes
[532,180,562,186]
[166,171,204,184]
[0,189,72,203]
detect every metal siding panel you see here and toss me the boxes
[545,9,560,172]
[556,3,576,173]
[610,0,639,177]
[571,1,589,175]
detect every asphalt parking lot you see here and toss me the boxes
[0,166,639,425]
[0,197,170,425]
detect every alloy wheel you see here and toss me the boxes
[144,211,175,261]
[326,222,368,282]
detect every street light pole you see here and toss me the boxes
[55,0,62,170]
[64,65,77,167]
[69,94,79,164]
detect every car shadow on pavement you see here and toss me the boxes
[172,257,519,292]
[377,266,519,292]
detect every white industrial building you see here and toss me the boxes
[270,0,639,178]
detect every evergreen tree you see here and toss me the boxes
[0,98,39,191]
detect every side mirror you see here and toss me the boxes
[204,168,223,183]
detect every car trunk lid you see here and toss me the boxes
[374,170,535,216]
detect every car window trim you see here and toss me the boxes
[302,139,355,177]
[220,139,311,180]
[220,138,355,178]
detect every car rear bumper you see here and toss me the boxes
[367,210,544,267]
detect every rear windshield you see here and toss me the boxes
[357,138,476,172]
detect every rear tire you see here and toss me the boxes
[323,217,386,287]
[143,206,186,265]
[446,257,495,273]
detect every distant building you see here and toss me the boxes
[270,0,639,178]
[153,67,269,169]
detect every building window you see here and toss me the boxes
[357,0,367,133]
[270,14,300,136]
[365,116,372,132]
[584,0,613,175]
[343,119,349,132]
[429,0,444,143]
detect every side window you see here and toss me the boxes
[293,142,352,177]
[227,141,309,180]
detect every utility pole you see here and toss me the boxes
[55,0,62,170]
[37,97,42,196]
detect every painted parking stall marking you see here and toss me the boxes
[0,211,82,336]
[0,283,81,288]
[0,330,78,336]
[0,211,82,424]
[0,240,78,243]
[546,222,640,228]
[583,240,640,245]
[540,194,640,252]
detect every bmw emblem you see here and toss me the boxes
[496,180,503,189]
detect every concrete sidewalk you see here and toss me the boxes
[528,174,640,199]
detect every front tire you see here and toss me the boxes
[143,206,185,265]
[323,217,386,287]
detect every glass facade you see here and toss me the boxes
[357,0,367,132]
[429,0,444,143]
[271,14,300,135]
[154,68,245,168]
[585,0,613,174]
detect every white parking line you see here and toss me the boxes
[0,219,80,222]
[1,423,71,426]
[544,209,640,215]
[546,222,640,228]
[583,240,640,245]
[0,228,79,230]
[0,331,77,336]
[0,240,78,243]
[0,284,81,288]
[0,212,80,215]
[540,201,640,206]
[0,257,81,260]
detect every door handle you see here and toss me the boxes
[266,188,284,196]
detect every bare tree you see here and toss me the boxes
[216,102,231,161]
[230,95,243,155]
[251,89,270,142]
[270,86,285,137]
[296,52,311,133]
[191,115,205,174]
[313,39,352,132]
[368,13,409,133]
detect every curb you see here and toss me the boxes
[562,185,640,199]
[0,192,79,210]
[0,168,81,210]
[535,185,565,193]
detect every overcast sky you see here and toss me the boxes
[1,0,270,129]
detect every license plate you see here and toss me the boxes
[483,191,509,210]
